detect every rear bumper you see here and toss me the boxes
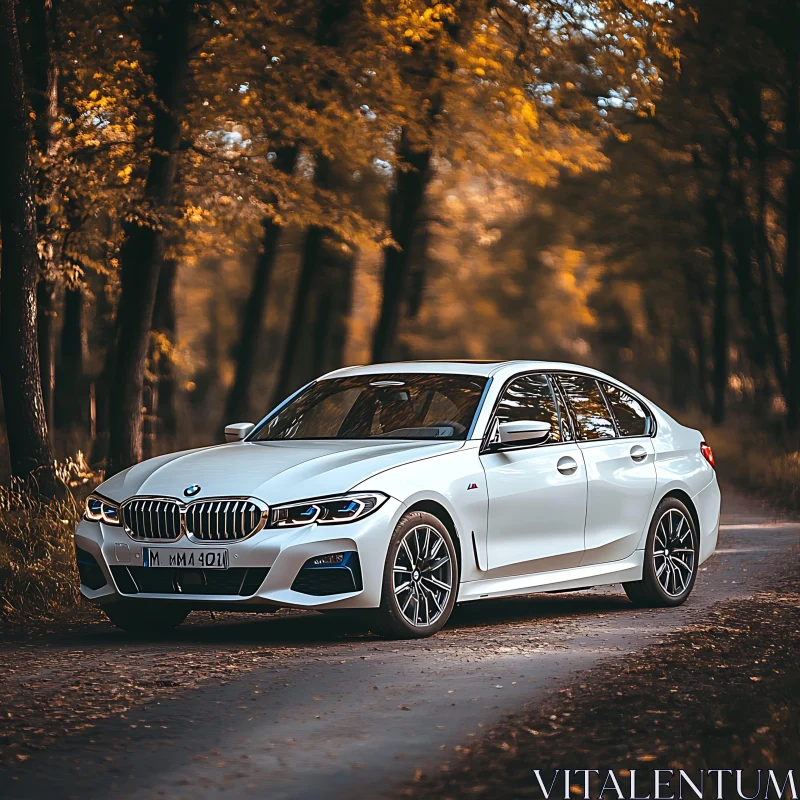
[694,478,721,564]
[74,497,402,611]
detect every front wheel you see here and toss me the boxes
[103,602,190,634]
[624,497,699,608]
[370,510,459,639]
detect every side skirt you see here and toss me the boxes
[456,551,645,602]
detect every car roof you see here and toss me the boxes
[320,360,610,381]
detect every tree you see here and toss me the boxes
[0,0,56,487]
[106,0,207,474]
[224,145,298,422]
[371,0,679,361]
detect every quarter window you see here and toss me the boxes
[493,374,561,444]
[602,383,652,437]
[557,374,616,440]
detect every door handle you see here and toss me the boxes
[557,456,578,475]
[630,445,648,462]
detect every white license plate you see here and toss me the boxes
[142,547,228,569]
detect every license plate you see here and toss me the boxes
[142,547,228,569]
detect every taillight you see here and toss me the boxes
[700,441,715,468]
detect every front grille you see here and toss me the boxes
[110,566,269,596]
[121,498,265,542]
[122,499,182,541]
[185,500,263,542]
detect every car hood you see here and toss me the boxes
[98,439,465,505]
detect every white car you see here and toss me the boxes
[75,361,720,638]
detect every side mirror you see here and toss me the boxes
[225,422,255,442]
[497,419,551,447]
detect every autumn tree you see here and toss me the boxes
[369,0,679,362]
[0,0,56,486]
[106,0,209,474]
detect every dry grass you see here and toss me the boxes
[0,455,97,621]
[700,417,800,512]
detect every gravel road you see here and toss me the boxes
[1,487,797,799]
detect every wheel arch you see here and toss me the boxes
[659,488,701,539]
[404,499,462,578]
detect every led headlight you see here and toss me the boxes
[84,493,121,526]
[270,492,387,527]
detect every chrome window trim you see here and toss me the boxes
[119,495,269,544]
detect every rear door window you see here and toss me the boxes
[557,374,617,441]
[601,383,652,437]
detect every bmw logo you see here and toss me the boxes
[184,485,201,497]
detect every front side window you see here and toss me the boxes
[493,374,562,443]
[602,383,652,437]
[252,373,487,441]
[557,374,616,441]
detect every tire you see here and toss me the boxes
[624,496,699,608]
[370,510,459,639]
[103,602,190,634]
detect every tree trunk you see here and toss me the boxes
[57,284,88,429]
[152,258,179,438]
[106,0,201,474]
[272,224,325,403]
[680,263,712,415]
[371,132,432,362]
[0,0,55,486]
[785,39,800,428]
[729,195,769,407]
[404,213,431,321]
[706,195,729,425]
[310,240,356,377]
[36,277,57,438]
[225,145,298,422]
[19,0,61,437]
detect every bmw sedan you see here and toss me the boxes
[75,361,720,638]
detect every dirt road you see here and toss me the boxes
[1,488,797,799]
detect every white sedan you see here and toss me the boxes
[75,361,720,638]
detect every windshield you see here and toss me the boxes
[252,373,488,441]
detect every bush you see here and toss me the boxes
[0,455,97,621]
[701,417,800,512]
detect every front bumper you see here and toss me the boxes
[74,496,403,611]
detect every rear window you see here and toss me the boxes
[557,374,616,441]
[602,383,652,437]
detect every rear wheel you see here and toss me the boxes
[370,510,458,639]
[624,497,699,607]
[103,602,190,633]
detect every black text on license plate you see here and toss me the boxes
[143,548,228,569]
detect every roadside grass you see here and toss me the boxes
[703,419,800,512]
[0,456,97,622]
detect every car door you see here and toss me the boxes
[480,373,587,572]
[555,373,657,566]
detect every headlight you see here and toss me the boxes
[270,493,387,527]
[84,494,121,526]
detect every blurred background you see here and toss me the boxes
[1,0,798,486]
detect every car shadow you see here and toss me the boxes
[47,588,638,649]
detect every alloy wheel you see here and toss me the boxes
[392,524,453,627]
[653,508,695,597]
